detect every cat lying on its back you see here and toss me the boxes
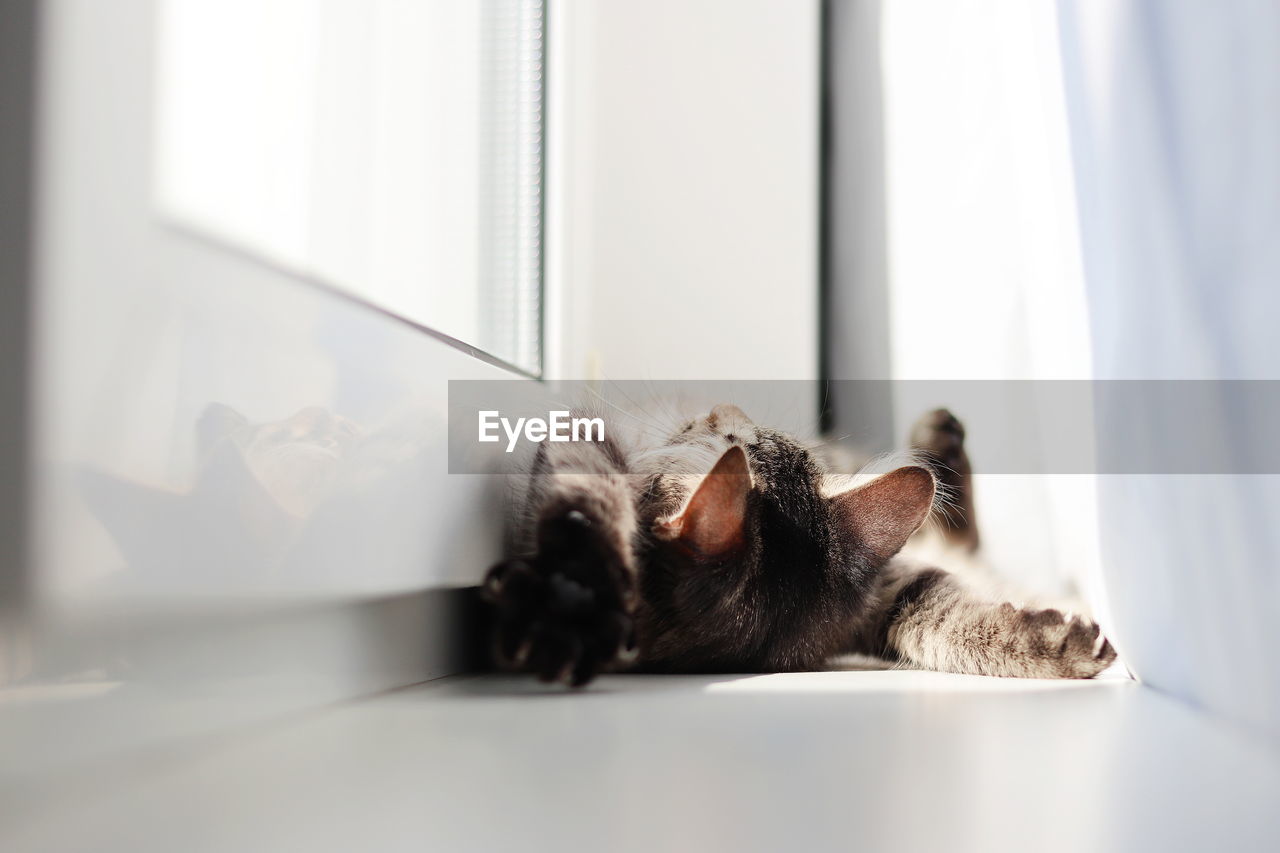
[483,404,1116,686]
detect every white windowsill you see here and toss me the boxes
[7,667,1278,852]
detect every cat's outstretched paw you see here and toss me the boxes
[482,510,637,687]
[1006,605,1118,679]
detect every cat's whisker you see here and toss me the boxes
[600,380,665,426]
[579,386,669,441]
[805,432,856,451]
[597,380,679,437]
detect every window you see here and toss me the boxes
[154,0,545,374]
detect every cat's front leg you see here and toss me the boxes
[878,566,1117,679]
[484,510,638,686]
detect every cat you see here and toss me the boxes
[482,404,1116,686]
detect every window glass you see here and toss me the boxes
[155,0,544,373]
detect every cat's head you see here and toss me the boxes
[198,403,361,517]
[642,404,935,668]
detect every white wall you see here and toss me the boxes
[548,0,820,389]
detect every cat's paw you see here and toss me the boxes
[908,408,978,549]
[482,510,637,687]
[909,407,968,465]
[1006,605,1117,679]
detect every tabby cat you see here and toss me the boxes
[483,404,1116,686]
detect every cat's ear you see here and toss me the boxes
[197,402,249,458]
[830,466,935,561]
[654,445,752,557]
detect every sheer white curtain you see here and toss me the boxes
[1058,0,1280,741]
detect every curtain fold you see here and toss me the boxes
[1058,0,1280,741]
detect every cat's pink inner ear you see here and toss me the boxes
[658,445,752,557]
[831,465,936,561]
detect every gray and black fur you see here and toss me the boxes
[483,405,1116,686]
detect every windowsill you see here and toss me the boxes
[7,667,1278,851]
